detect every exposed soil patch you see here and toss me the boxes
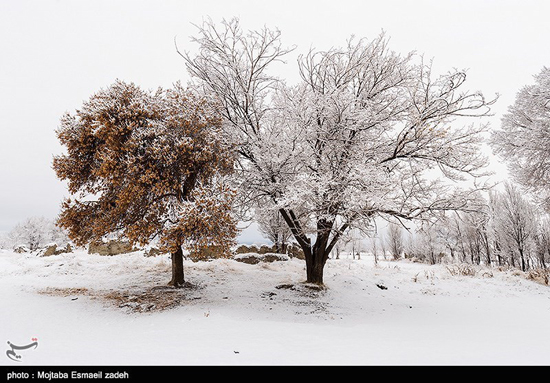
[103,284,203,313]
[261,282,330,315]
[38,287,91,297]
[38,284,204,313]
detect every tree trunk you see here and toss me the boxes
[304,246,327,285]
[484,237,491,266]
[302,238,330,285]
[278,209,339,286]
[168,246,185,287]
[519,248,526,272]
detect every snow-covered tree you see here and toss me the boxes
[533,216,550,269]
[491,67,550,211]
[490,183,538,271]
[255,207,292,253]
[0,233,7,249]
[370,236,382,264]
[332,231,351,259]
[448,207,492,266]
[7,216,67,251]
[386,223,404,260]
[9,216,48,250]
[182,18,496,284]
[406,222,451,265]
[53,80,237,287]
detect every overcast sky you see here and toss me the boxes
[1,0,549,242]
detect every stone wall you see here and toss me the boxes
[88,240,135,255]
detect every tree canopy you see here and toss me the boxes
[491,67,550,211]
[53,80,237,286]
[182,18,496,284]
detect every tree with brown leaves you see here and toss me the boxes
[53,80,237,287]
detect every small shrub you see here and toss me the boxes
[527,268,549,285]
[446,264,477,277]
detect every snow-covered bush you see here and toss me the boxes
[7,216,69,252]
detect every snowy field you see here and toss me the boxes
[1,248,549,366]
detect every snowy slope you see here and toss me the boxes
[1,249,549,366]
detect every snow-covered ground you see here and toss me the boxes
[1,248,549,366]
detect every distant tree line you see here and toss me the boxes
[384,182,550,272]
[374,67,550,274]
